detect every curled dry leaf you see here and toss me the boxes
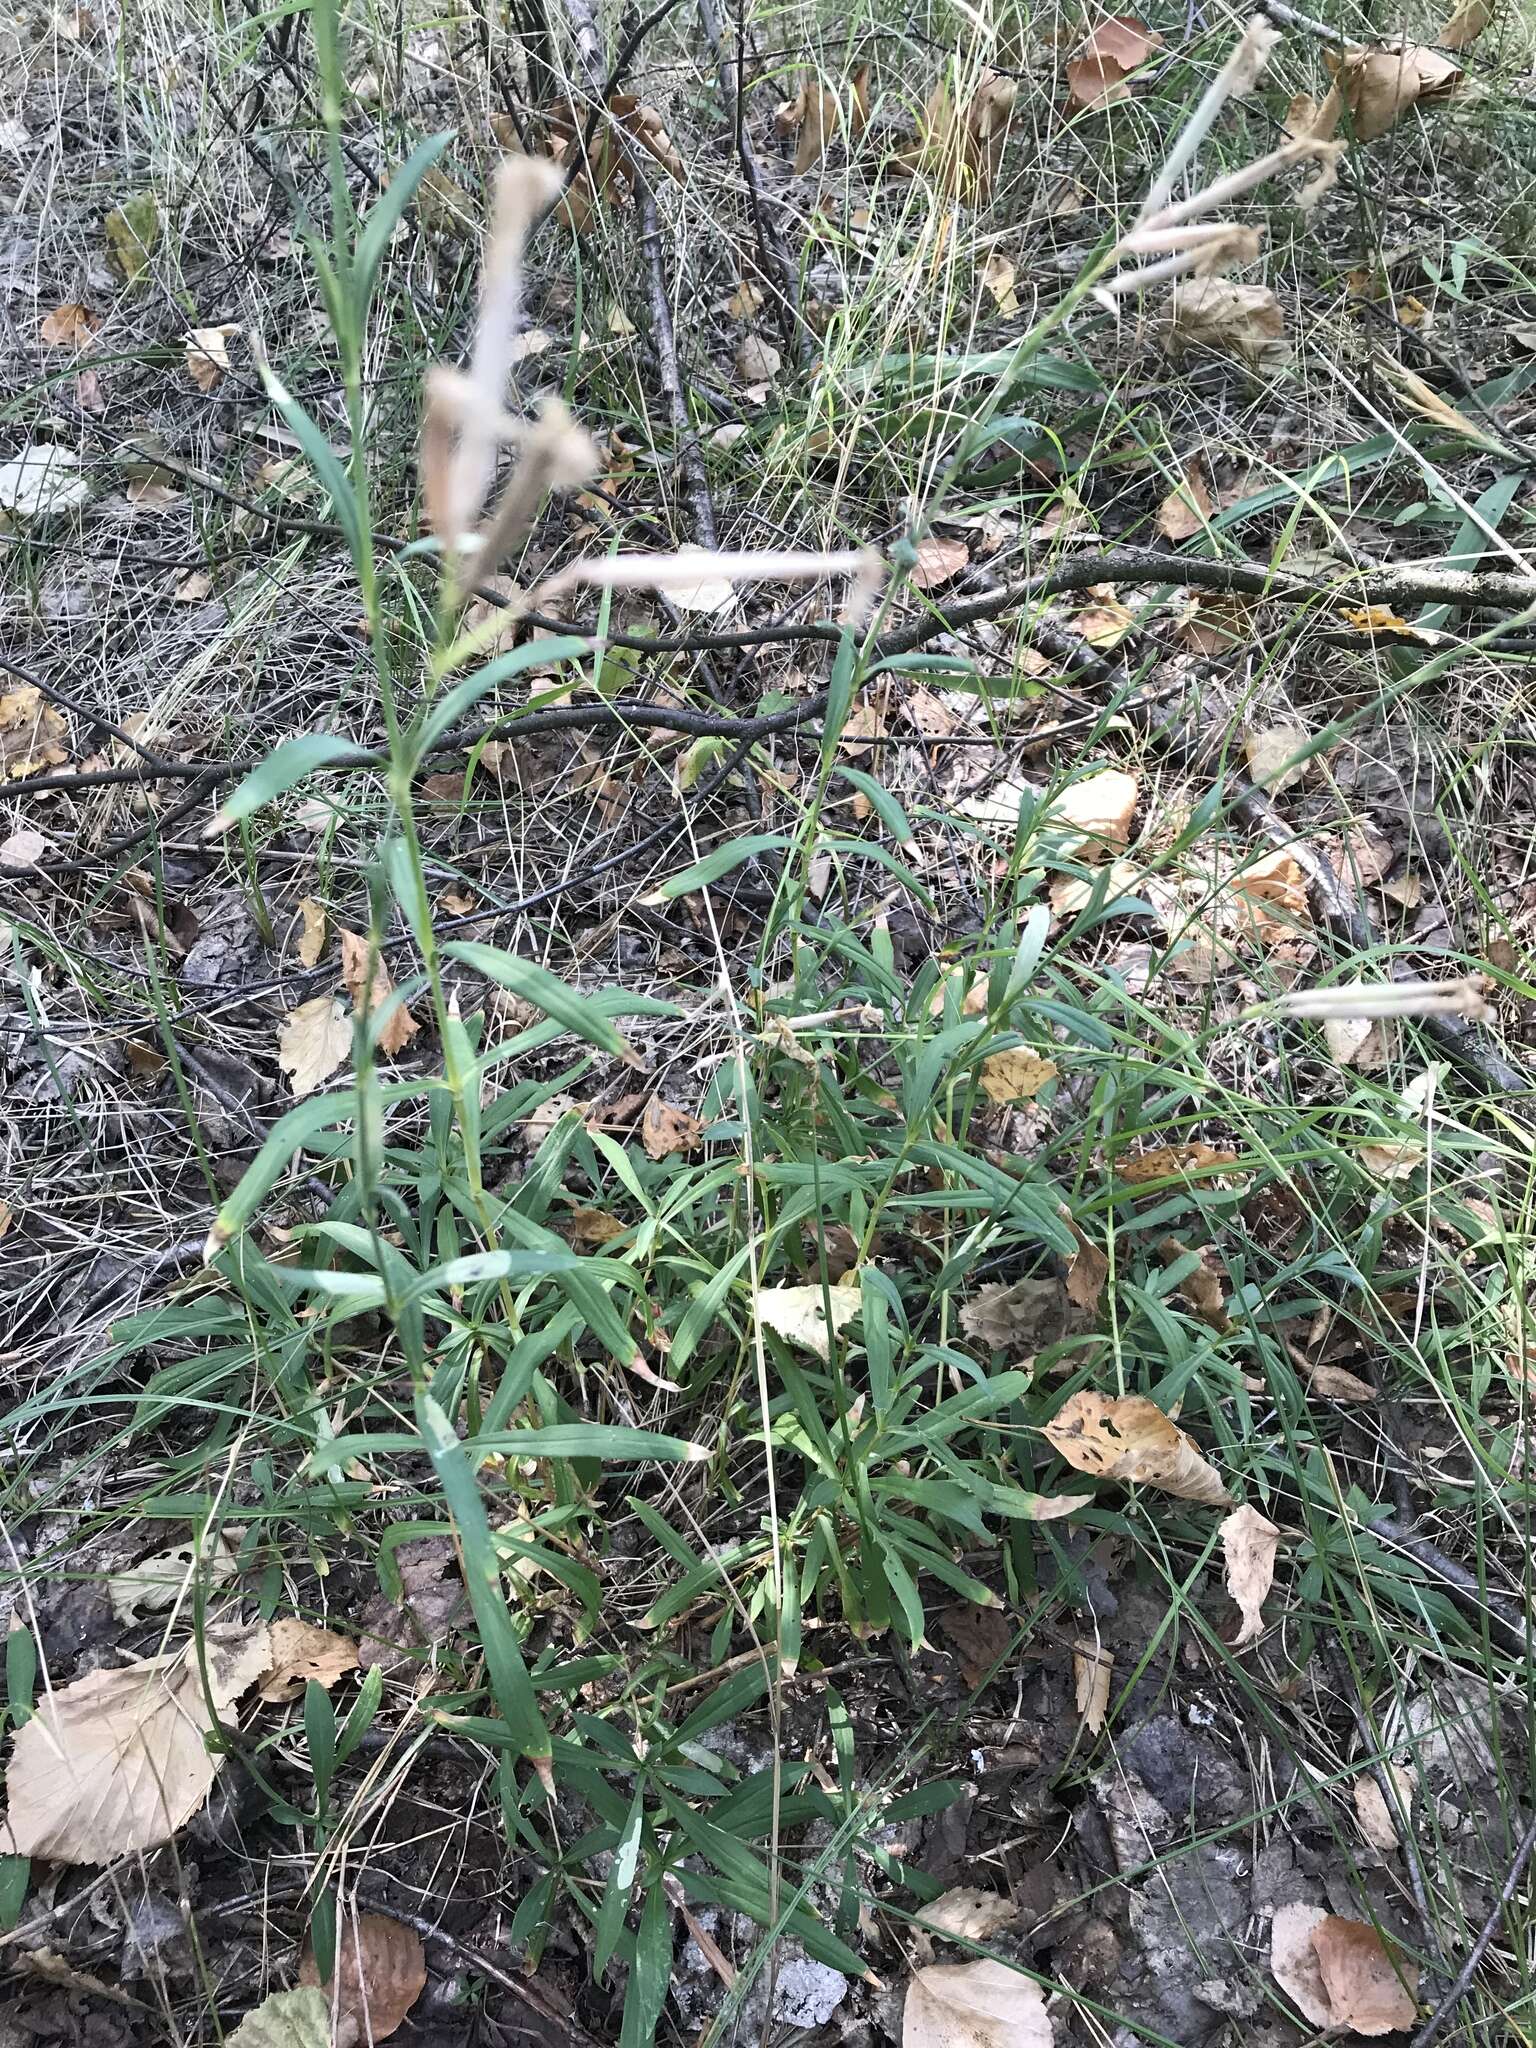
[1383,363,1505,453]
[1167,279,1287,367]
[1272,1907,1419,2035]
[185,323,240,392]
[922,1887,1022,1943]
[908,69,1017,203]
[1354,1764,1415,1852]
[278,996,352,1099]
[0,686,70,779]
[1159,1237,1231,1331]
[1073,1640,1112,1732]
[3,1623,271,1862]
[294,896,327,968]
[40,301,100,346]
[903,1957,1052,2048]
[1050,767,1138,854]
[910,536,970,590]
[1221,1503,1280,1644]
[1156,461,1214,542]
[775,65,869,175]
[977,1047,1058,1104]
[1065,1222,1109,1311]
[1439,0,1490,48]
[257,1619,360,1704]
[1307,1362,1378,1402]
[300,1913,427,2045]
[981,251,1019,316]
[1041,1391,1231,1505]
[1228,850,1310,944]
[1331,41,1461,143]
[1117,1142,1240,1183]
[754,1282,862,1360]
[339,929,420,1058]
[642,1094,706,1160]
[1064,14,1163,111]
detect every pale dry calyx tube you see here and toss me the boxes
[421,156,599,584]
[1095,15,1344,303]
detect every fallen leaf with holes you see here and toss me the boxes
[775,65,869,175]
[107,1532,239,1624]
[1041,1392,1231,1505]
[3,1623,270,1862]
[1156,462,1214,541]
[961,1277,1070,1355]
[1439,0,1490,47]
[1073,1641,1112,1732]
[903,1957,1052,2048]
[642,1095,706,1160]
[0,687,69,779]
[1050,767,1138,853]
[1064,14,1164,111]
[299,1914,425,2044]
[40,301,100,346]
[910,537,970,591]
[338,930,420,1059]
[922,1888,1022,1943]
[278,997,352,1098]
[978,1047,1058,1104]
[228,1989,329,2048]
[1229,850,1310,944]
[1221,1504,1280,1644]
[1119,1142,1240,1182]
[294,897,327,968]
[1160,1237,1232,1332]
[185,323,240,392]
[755,1282,862,1360]
[257,1620,360,1704]
[1332,40,1461,143]
[1167,279,1287,366]
[982,251,1019,316]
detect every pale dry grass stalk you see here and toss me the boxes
[1266,977,1493,1021]
[534,546,883,607]
[422,156,598,583]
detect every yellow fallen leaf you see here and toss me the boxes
[185,322,240,392]
[1221,1503,1280,1644]
[1118,1142,1240,1182]
[278,996,352,1098]
[642,1095,706,1159]
[754,1282,862,1360]
[1073,1640,1112,1732]
[978,1047,1058,1103]
[294,896,327,968]
[1041,1391,1231,1505]
[0,685,69,779]
[1051,766,1138,852]
[1228,849,1310,944]
[982,250,1019,316]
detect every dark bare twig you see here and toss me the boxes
[1408,1809,1536,2048]
[1368,1515,1528,1655]
[697,0,813,369]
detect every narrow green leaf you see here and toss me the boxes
[644,834,790,901]
[212,734,370,832]
[442,942,630,1055]
[416,635,590,758]
[353,131,455,322]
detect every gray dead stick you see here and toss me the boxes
[562,0,718,550]
[696,0,813,370]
